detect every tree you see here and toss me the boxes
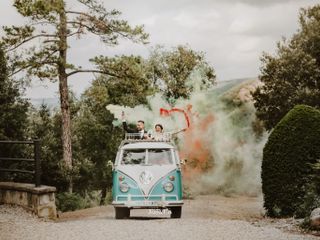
[262,105,320,217]
[0,47,29,182]
[1,0,148,192]
[0,47,29,140]
[253,4,320,131]
[147,45,216,103]
[93,46,216,106]
[28,104,68,191]
[91,55,155,107]
[75,87,123,204]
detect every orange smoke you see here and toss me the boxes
[179,109,216,182]
[159,105,216,182]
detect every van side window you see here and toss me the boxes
[122,149,146,165]
[148,149,172,165]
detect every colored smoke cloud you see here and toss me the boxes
[107,73,268,196]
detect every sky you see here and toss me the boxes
[0,0,318,98]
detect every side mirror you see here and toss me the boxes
[180,158,188,165]
[107,160,114,170]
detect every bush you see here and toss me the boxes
[56,192,89,212]
[262,105,320,217]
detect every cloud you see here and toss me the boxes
[0,0,319,98]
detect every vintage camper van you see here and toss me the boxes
[111,133,183,219]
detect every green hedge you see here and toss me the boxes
[262,105,320,217]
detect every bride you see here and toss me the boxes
[152,124,165,140]
[151,124,186,141]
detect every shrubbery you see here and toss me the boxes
[56,192,89,212]
[262,105,320,217]
[56,190,112,212]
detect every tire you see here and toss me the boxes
[115,207,130,219]
[170,207,182,218]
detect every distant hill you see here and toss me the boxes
[213,77,258,96]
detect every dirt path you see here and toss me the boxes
[1,194,318,240]
[59,194,264,221]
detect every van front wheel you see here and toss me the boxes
[115,207,130,219]
[170,207,182,218]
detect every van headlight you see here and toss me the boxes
[163,182,174,192]
[120,182,130,193]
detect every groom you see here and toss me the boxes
[121,111,147,139]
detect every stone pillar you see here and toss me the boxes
[0,182,57,219]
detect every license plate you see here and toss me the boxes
[131,201,161,206]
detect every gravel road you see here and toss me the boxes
[0,195,318,240]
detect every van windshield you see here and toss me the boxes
[122,149,146,165]
[148,149,172,165]
[121,149,173,165]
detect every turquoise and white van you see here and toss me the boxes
[111,133,184,219]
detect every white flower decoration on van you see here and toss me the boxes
[139,170,153,185]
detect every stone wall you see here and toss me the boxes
[0,182,57,219]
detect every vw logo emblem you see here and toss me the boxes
[139,170,153,185]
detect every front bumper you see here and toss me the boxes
[112,194,183,208]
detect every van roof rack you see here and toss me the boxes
[123,133,173,142]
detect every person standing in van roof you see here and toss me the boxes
[152,124,165,140]
[152,123,186,141]
[121,111,147,139]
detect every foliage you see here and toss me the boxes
[71,78,133,203]
[27,105,68,191]
[253,5,320,131]
[56,190,110,212]
[73,100,120,195]
[90,55,155,107]
[312,160,320,193]
[56,192,89,212]
[295,183,320,219]
[262,105,320,217]
[26,86,124,202]
[0,47,29,140]
[92,46,216,106]
[1,0,148,192]
[147,45,216,103]
[0,47,30,182]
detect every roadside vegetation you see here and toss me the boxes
[254,5,320,229]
